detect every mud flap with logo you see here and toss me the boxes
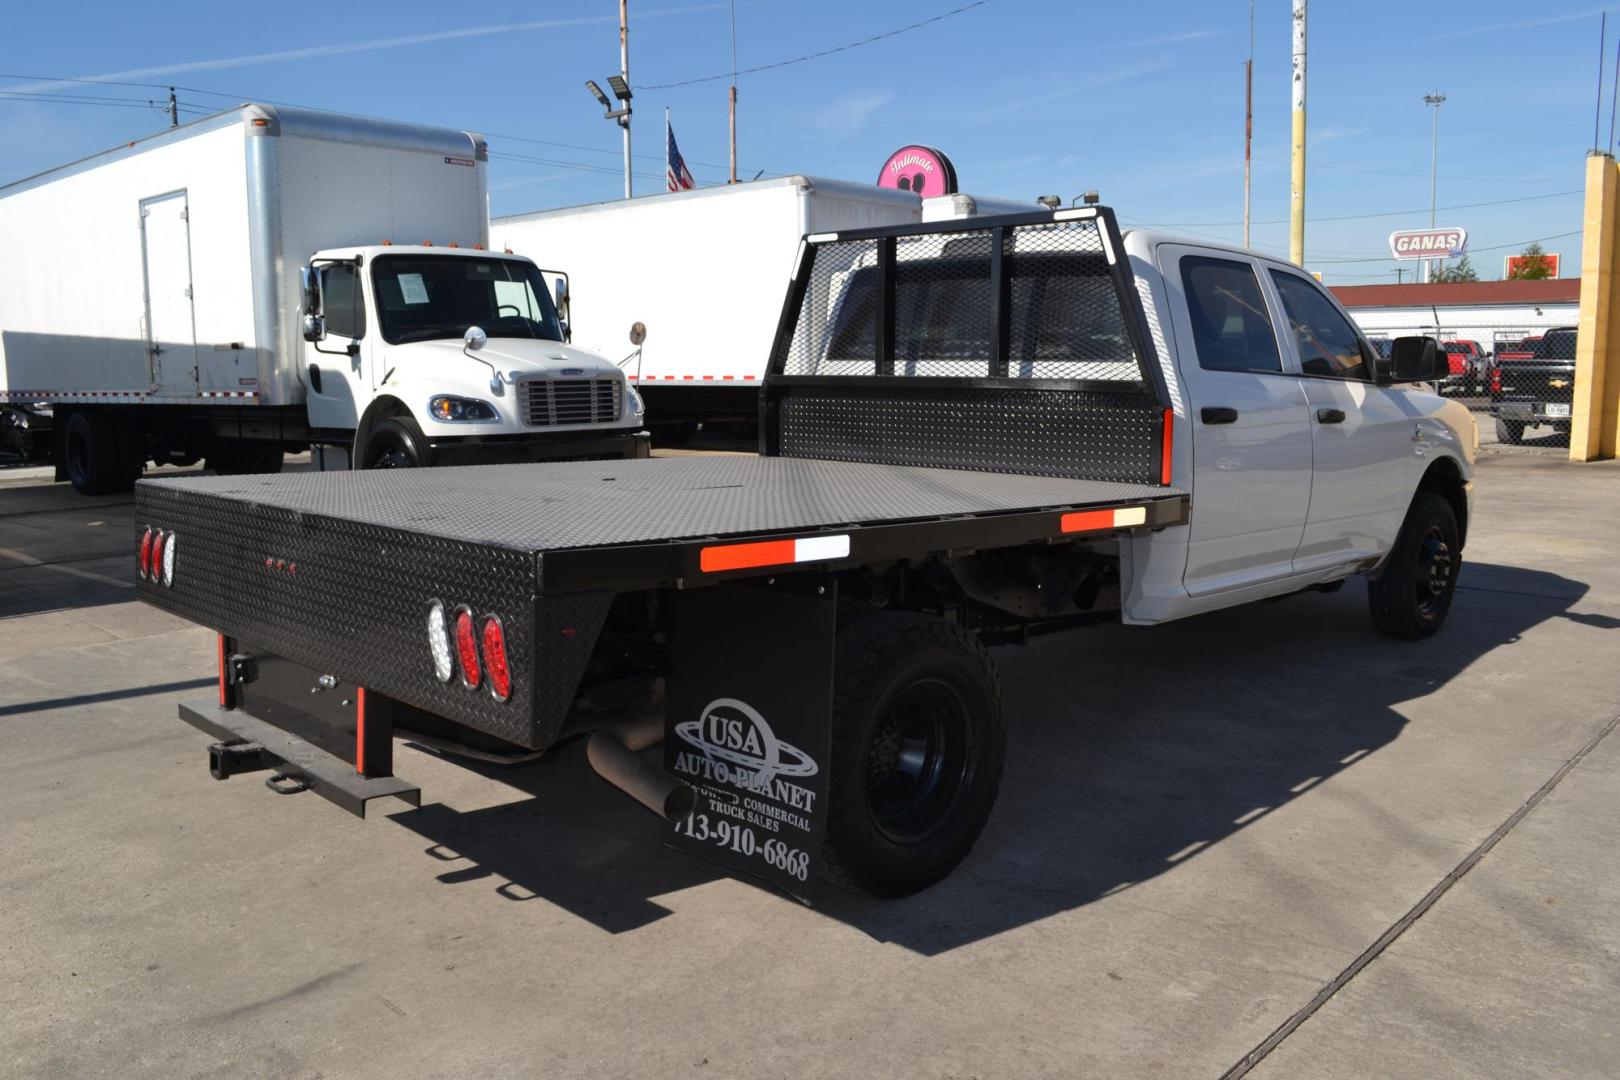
[664,577,835,904]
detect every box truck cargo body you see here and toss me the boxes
[491,177,1031,436]
[0,103,646,491]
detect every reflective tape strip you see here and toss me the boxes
[700,533,851,573]
[1060,506,1147,534]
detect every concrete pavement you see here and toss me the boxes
[1,452,1617,1078]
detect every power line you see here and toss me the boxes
[640,0,992,88]
[1145,188,1583,228]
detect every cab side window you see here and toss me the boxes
[1180,256,1283,373]
[1269,271,1367,381]
[321,264,365,340]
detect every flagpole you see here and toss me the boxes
[665,107,671,193]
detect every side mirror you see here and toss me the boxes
[629,321,647,347]
[553,276,570,311]
[464,325,488,352]
[1390,336,1439,383]
[302,312,325,343]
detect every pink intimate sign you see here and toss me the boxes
[876,145,959,198]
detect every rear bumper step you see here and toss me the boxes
[179,699,420,818]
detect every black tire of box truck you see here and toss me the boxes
[62,411,124,495]
[361,416,430,469]
[207,443,284,476]
[1494,417,1525,445]
[1368,492,1460,641]
[821,612,1005,897]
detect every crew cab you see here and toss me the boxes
[135,207,1473,902]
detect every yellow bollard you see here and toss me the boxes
[1571,153,1620,461]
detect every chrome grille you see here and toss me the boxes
[518,379,623,426]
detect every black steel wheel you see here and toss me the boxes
[1368,492,1461,640]
[822,612,1004,897]
[362,417,430,469]
[62,411,120,495]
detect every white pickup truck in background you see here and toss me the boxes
[0,103,647,494]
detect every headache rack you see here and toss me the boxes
[760,205,1173,486]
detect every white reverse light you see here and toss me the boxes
[427,600,454,683]
[160,531,176,586]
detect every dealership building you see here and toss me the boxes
[1331,278,1580,351]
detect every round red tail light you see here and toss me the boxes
[453,606,481,688]
[149,530,167,584]
[138,527,155,580]
[481,615,510,702]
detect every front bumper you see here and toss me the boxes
[429,428,651,466]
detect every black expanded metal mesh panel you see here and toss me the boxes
[1006,222,1141,381]
[777,389,1161,484]
[133,481,610,750]
[781,218,1142,382]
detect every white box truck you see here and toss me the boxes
[491,177,1030,440]
[0,103,647,493]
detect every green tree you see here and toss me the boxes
[1507,242,1552,280]
[1433,255,1479,283]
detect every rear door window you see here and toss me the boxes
[1179,256,1283,373]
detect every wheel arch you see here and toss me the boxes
[1417,455,1469,548]
[353,394,414,456]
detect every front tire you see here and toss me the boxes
[821,612,1005,897]
[1368,493,1461,640]
[362,417,430,469]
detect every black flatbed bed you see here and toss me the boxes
[146,456,1187,593]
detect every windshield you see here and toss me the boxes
[371,255,564,345]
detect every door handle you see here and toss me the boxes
[1200,407,1238,425]
[1316,408,1346,424]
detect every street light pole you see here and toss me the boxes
[620,0,632,199]
[1424,92,1446,283]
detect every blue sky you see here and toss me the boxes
[1,1,1607,283]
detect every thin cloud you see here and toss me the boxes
[10,4,728,95]
[812,89,896,133]
[1454,8,1611,38]
[969,61,1173,121]
[1118,29,1220,48]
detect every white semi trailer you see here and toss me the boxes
[492,177,1030,439]
[0,103,646,493]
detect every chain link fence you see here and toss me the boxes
[1351,315,1578,453]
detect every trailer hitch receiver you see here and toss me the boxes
[208,740,269,780]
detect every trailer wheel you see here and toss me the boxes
[1368,492,1460,640]
[821,612,1005,897]
[62,411,121,495]
[362,417,430,469]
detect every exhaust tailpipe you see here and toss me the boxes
[586,714,696,822]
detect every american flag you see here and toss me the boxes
[666,118,696,192]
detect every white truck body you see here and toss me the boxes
[491,177,1031,427]
[0,103,645,491]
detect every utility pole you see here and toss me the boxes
[1244,0,1254,248]
[1424,92,1446,283]
[620,0,632,199]
[168,87,179,128]
[1289,0,1307,267]
[728,0,738,183]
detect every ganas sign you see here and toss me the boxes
[1388,227,1468,260]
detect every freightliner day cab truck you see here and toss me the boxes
[134,206,1473,901]
[0,104,647,493]
[491,177,1030,440]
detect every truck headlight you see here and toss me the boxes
[428,395,498,422]
[626,383,645,420]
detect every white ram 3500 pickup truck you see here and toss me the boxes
[0,103,647,493]
[137,206,1473,901]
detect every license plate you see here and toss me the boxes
[1544,403,1572,418]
